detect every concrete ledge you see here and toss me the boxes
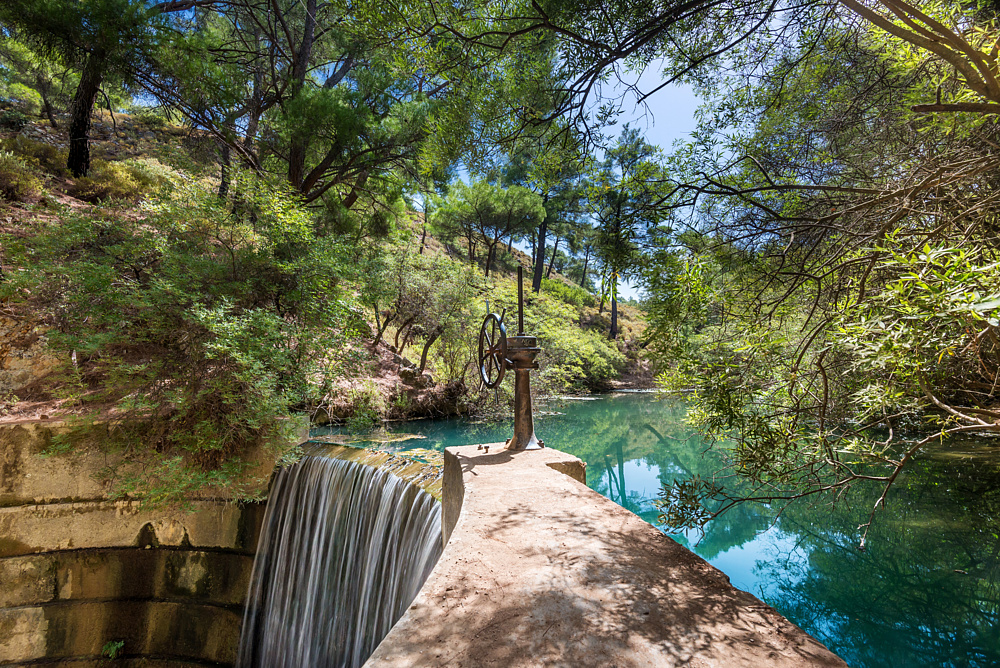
[0,500,265,558]
[0,600,241,664]
[0,548,254,608]
[366,444,846,667]
[0,421,305,507]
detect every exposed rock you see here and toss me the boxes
[0,317,62,395]
[399,367,432,388]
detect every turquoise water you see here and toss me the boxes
[312,393,1000,667]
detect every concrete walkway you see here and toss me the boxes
[366,445,846,667]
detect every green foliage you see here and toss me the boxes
[345,381,387,433]
[3,171,355,504]
[68,158,171,203]
[360,243,477,377]
[433,181,545,275]
[484,278,625,392]
[101,640,124,660]
[130,107,168,129]
[834,240,1000,422]
[541,277,595,308]
[0,150,41,201]
[0,109,28,131]
[1,135,67,175]
[0,37,78,120]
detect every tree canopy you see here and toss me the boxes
[3,0,1000,531]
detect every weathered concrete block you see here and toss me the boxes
[0,549,254,608]
[0,422,110,507]
[0,419,307,507]
[0,500,266,557]
[0,416,301,667]
[0,601,241,663]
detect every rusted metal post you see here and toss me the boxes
[517,266,524,335]
[506,267,542,450]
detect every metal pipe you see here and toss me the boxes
[509,367,539,450]
[518,266,524,335]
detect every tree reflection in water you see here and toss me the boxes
[312,393,1000,668]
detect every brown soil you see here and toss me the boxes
[309,339,471,425]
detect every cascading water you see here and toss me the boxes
[236,452,443,668]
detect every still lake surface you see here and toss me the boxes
[313,392,1000,667]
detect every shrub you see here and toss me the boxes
[0,151,42,201]
[132,108,168,129]
[7,172,356,503]
[345,381,386,432]
[68,158,170,203]
[0,136,67,176]
[541,277,596,308]
[0,109,29,132]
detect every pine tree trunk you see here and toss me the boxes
[38,82,58,129]
[67,52,105,178]
[394,315,417,351]
[218,143,231,198]
[485,243,496,277]
[532,216,547,292]
[579,247,591,287]
[419,329,442,373]
[288,0,317,189]
[374,312,395,345]
[610,294,619,340]
[546,236,560,278]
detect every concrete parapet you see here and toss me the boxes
[366,444,847,667]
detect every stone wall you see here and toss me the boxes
[0,421,301,667]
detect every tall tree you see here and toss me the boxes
[647,6,1000,539]
[501,127,588,292]
[589,126,664,338]
[434,181,545,276]
[0,37,78,128]
[0,0,213,176]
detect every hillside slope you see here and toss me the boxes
[0,114,653,436]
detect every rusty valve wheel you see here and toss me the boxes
[478,312,508,389]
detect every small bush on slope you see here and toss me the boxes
[68,158,172,203]
[0,151,41,201]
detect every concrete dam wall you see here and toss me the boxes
[0,422,278,667]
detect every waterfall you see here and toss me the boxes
[236,453,443,668]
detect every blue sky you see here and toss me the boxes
[613,65,702,156]
[478,66,705,302]
[604,69,702,300]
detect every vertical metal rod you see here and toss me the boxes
[518,266,524,335]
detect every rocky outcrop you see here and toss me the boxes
[0,316,62,396]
